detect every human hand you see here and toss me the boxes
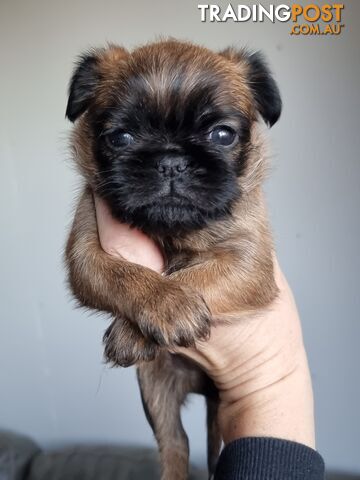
[175,258,315,448]
[95,195,315,449]
[94,195,165,272]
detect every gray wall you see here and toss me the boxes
[1,0,359,474]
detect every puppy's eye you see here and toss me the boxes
[107,131,134,148]
[209,126,237,146]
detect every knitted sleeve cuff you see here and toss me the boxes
[215,437,325,480]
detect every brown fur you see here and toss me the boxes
[65,40,278,479]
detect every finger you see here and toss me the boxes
[169,341,214,370]
[94,195,165,273]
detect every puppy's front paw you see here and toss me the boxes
[103,318,159,367]
[136,281,211,347]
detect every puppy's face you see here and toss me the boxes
[67,41,281,235]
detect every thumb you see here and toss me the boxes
[94,195,165,273]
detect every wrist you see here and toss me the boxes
[218,347,315,449]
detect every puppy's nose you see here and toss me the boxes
[157,155,188,177]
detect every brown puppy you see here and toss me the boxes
[64,39,281,479]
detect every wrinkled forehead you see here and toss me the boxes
[93,46,253,132]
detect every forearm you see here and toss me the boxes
[168,249,277,316]
[65,187,162,318]
[67,190,210,353]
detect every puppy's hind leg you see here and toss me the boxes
[137,353,191,480]
[206,396,222,480]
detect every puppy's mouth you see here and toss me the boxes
[150,193,194,207]
[97,163,239,235]
[105,194,212,235]
[125,196,232,236]
[99,177,237,235]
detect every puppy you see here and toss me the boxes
[64,39,281,480]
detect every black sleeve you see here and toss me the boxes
[214,437,325,480]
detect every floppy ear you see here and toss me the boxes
[65,51,101,122]
[220,48,282,127]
